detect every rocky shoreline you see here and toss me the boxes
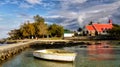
[0,40,88,63]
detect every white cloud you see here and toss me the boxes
[0,31,9,39]
[51,11,78,18]
[78,13,85,24]
[48,0,120,29]
[45,21,53,25]
[46,0,88,28]
[46,15,63,18]
[77,1,120,25]
[0,0,19,5]
[60,19,77,27]
[69,0,87,4]
[26,0,42,4]
[59,0,87,3]
[0,26,11,39]
[57,0,87,10]
[0,2,6,5]
[19,3,33,8]
[0,18,3,21]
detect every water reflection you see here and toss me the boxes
[87,43,114,60]
[75,42,120,67]
[34,59,74,67]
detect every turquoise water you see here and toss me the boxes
[1,42,120,67]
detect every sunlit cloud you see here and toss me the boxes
[19,2,33,8]
[48,0,120,29]
[77,1,120,25]
[26,0,42,4]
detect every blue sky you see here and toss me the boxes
[0,0,120,39]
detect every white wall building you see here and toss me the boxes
[64,33,74,37]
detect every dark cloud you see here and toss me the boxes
[111,7,120,24]
[45,17,66,24]
[49,0,120,30]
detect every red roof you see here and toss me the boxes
[86,25,95,31]
[86,20,113,33]
[92,23,113,32]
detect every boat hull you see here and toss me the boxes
[33,49,76,61]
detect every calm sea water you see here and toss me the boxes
[0,44,5,46]
[0,44,8,46]
[1,42,120,67]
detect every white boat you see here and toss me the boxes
[33,49,77,62]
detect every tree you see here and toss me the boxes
[34,15,44,23]
[33,15,48,38]
[19,21,35,39]
[64,29,72,33]
[27,22,35,38]
[108,24,120,39]
[8,29,22,39]
[37,22,48,38]
[77,27,82,32]
[20,23,30,38]
[8,15,64,39]
[89,21,93,25]
[48,24,64,37]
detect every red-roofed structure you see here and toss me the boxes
[85,19,113,36]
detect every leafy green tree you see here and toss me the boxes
[49,24,64,37]
[108,24,120,39]
[8,29,22,39]
[33,15,48,38]
[34,15,44,23]
[64,29,72,33]
[27,22,35,38]
[8,15,64,39]
[37,22,48,38]
[20,23,30,38]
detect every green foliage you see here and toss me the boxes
[64,29,72,33]
[8,15,64,39]
[20,22,35,38]
[112,24,120,27]
[48,24,64,37]
[34,15,44,23]
[108,24,120,39]
[8,29,22,39]
[33,15,48,38]
[77,27,82,32]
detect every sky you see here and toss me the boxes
[0,0,120,39]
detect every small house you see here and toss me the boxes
[85,19,113,36]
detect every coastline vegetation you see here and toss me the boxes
[107,24,120,39]
[7,14,120,41]
[8,15,64,40]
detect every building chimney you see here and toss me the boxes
[108,19,112,24]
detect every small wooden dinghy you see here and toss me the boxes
[33,49,77,62]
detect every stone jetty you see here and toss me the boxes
[0,40,71,63]
[0,39,93,63]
